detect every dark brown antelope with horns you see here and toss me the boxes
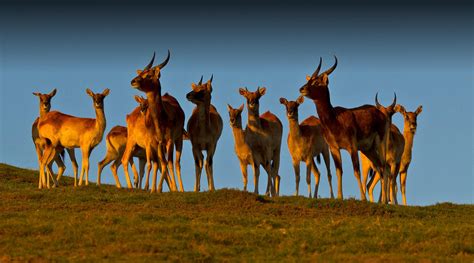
[299,57,391,203]
[239,86,283,197]
[361,93,404,204]
[186,75,223,192]
[129,51,186,192]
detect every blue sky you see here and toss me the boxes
[1,1,472,205]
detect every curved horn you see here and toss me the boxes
[311,57,322,77]
[375,92,382,108]
[144,52,155,70]
[156,50,170,69]
[390,92,397,108]
[322,55,338,76]
[198,75,203,85]
[209,74,213,83]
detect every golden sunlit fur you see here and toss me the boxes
[280,96,334,198]
[186,76,223,192]
[97,125,146,188]
[37,88,110,188]
[32,89,77,188]
[238,87,283,197]
[395,104,423,205]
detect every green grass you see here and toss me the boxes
[0,163,473,261]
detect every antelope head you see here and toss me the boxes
[299,56,338,101]
[131,50,170,94]
[186,74,213,105]
[86,88,110,109]
[33,89,57,112]
[375,92,397,118]
[134,95,149,115]
[238,86,266,114]
[395,104,423,133]
[279,96,304,121]
[227,104,245,129]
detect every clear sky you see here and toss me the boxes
[1,0,472,205]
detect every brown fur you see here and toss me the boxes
[238,87,283,197]
[299,57,391,203]
[280,96,334,198]
[186,76,223,192]
[129,51,185,192]
[37,88,110,188]
[97,125,146,188]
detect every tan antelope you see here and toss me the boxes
[186,75,223,192]
[121,95,172,191]
[227,104,257,192]
[299,57,391,203]
[97,125,146,188]
[238,87,283,197]
[129,51,186,192]
[37,88,110,188]
[279,96,334,198]
[32,89,78,188]
[394,104,423,205]
[361,93,404,204]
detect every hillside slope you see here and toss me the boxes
[0,163,472,261]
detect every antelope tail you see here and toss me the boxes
[316,154,321,164]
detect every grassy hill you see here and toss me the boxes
[0,163,472,261]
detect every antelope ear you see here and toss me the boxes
[134,95,142,104]
[49,89,57,97]
[238,103,244,112]
[321,74,329,85]
[238,87,247,96]
[102,88,110,96]
[258,87,266,96]
[136,70,143,75]
[306,75,311,81]
[227,104,233,112]
[33,92,40,97]
[86,88,94,97]
[296,96,305,105]
[415,105,423,115]
[394,104,406,115]
[191,83,197,90]
[279,97,288,105]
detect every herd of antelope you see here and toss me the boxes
[32,51,422,205]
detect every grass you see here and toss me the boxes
[0,163,473,261]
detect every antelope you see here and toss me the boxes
[186,75,223,192]
[227,104,258,192]
[238,87,283,197]
[32,89,78,188]
[121,95,172,191]
[394,104,423,205]
[129,51,186,193]
[97,125,146,188]
[361,93,404,204]
[38,88,110,188]
[279,96,334,198]
[299,57,391,203]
